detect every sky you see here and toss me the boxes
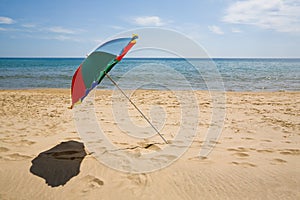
[0,0,299,58]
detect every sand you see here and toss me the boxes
[0,89,299,199]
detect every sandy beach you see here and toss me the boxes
[0,89,299,199]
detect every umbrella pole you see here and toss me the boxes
[105,73,168,144]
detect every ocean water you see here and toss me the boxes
[0,58,299,91]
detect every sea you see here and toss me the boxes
[0,58,299,91]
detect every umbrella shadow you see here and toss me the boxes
[30,140,87,187]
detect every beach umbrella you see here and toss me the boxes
[70,35,138,108]
[70,34,167,143]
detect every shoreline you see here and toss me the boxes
[1,88,299,93]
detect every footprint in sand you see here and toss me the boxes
[261,139,272,142]
[256,149,274,153]
[231,161,256,167]
[127,173,150,186]
[241,137,255,140]
[20,139,36,146]
[283,141,291,144]
[237,147,249,152]
[279,149,300,155]
[81,175,104,193]
[188,156,213,163]
[233,152,249,157]
[227,147,250,157]
[227,148,240,152]
[231,147,249,152]
[273,158,287,164]
[6,153,32,161]
[0,147,9,152]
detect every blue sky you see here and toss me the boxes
[0,0,299,58]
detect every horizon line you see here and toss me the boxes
[0,57,299,59]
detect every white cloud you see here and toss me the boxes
[0,16,15,24]
[0,27,7,31]
[22,23,36,28]
[133,16,164,26]
[47,26,75,34]
[208,25,224,35]
[52,36,79,42]
[223,0,300,33]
